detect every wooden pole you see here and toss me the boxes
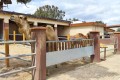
[23,33,25,41]
[31,27,46,80]
[13,31,16,44]
[4,28,10,67]
[23,33,25,45]
[67,34,70,40]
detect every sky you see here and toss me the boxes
[3,0,120,25]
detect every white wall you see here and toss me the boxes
[92,26,104,35]
[70,26,104,36]
[70,26,93,36]
[0,13,69,26]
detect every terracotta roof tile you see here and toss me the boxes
[70,22,106,27]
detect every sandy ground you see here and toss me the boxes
[0,44,120,80]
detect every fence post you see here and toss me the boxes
[31,27,46,80]
[114,32,120,54]
[89,31,100,62]
[67,34,70,40]
[13,31,16,44]
[23,33,25,45]
[4,23,10,67]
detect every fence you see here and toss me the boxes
[0,27,95,80]
[99,34,118,60]
[46,39,94,66]
[9,30,25,41]
[0,40,36,75]
[0,29,120,80]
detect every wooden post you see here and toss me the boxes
[23,33,25,45]
[89,31,100,62]
[114,32,120,54]
[23,33,25,41]
[13,31,16,44]
[67,34,70,40]
[31,27,46,80]
[4,23,10,67]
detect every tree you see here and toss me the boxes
[0,0,31,10]
[34,5,65,20]
[117,28,120,32]
[95,21,104,24]
[67,18,79,21]
[17,0,31,4]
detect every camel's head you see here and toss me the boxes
[10,15,27,26]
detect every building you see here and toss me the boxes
[104,27,115,33]
[0,11,70,40]
[70,22,106,36]
[107,24,120,31]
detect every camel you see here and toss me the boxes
[10,15,59,75]
[70,33,88,40]
[70,33,89,62]
[10,15,58,41]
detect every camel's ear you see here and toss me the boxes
[24,16,27,20]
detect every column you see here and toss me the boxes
[89,31,101,62]
[4,19,10,67]
[114,32,120,54]
[54,24,58,37]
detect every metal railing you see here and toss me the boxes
[0,40,36,44]
[0,40,36,77]
[0,53,36,60]
[0,66,36,76]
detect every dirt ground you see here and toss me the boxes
[0,44,119,80]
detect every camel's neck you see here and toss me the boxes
[17,21,31,40]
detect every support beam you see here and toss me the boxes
[4,23,10,67]
[54,24,58,37]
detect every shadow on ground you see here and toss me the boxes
[47,58,118,80]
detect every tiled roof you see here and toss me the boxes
[70,22,106,27]
[107,24,120,28]
[105,27,115,32]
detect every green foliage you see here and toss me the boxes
[34,5,65,20]
[117,28,120,32]
[95,21,104,24]
[17,0,31,4]
[0,0,31,10]
[68,18,79,21]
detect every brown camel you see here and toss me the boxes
[70,33,89,62]
[10,15,58,41]
[70,33,88,40]
[10,15,59,75]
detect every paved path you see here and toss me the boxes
[47,54,120,80]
